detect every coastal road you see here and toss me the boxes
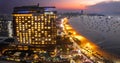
[62,17,120,63]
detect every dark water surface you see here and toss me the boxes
[69,16,120,56]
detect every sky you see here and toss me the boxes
[0,0,120,15]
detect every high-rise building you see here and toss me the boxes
[0,14,13,37]
[81,10,83,15]
[12,5,57,51]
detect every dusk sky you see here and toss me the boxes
[0,0,120,15]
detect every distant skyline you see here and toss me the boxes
[0,0,120,15]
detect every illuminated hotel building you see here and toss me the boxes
[12,5,57,50]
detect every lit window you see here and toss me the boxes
[49,39,51,41]
[28,21,30,23]
[35,35,37,37]
[48,20,50,23]
[36,42,38,44]
[38,29,40,31]
[41,31,44,33]
[35,38,38,41]
[35,18,37,20]
[28,25,31,27]
[48,27,51,29]
[28,16,30,18]
[26,42,28,44]
[38,18,40,20]
[35,16,37,18]
[41,16,44,19]
[42,41,44,44]
[45,39,47,41]
[25,18,27,20]
[17,34,19,36]
[35,27,37,29]
[45,18,47,21]
[48,35,51,37]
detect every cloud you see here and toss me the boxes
[0,0,30,14]
[85,1,120,15]
[0,0,120,15]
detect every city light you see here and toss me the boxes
[85,43,92,48]
[13,6,57,46]
[13,14,32,16]
[0,1,120,62]
[75,35,84,40]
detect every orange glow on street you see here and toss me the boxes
[62,17,118,60]
[63,18,98,50]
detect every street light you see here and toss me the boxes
[75,35,84,40]
[73,32,76,35]
[85,43,93,49]
[78,50,81,53]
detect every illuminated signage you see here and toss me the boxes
[45,8,56,12]
[13,14,32,16]
[44,12,53,14]
[17,10,36,13]
[18,11,30,13]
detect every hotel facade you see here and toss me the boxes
[12,5,57,51]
